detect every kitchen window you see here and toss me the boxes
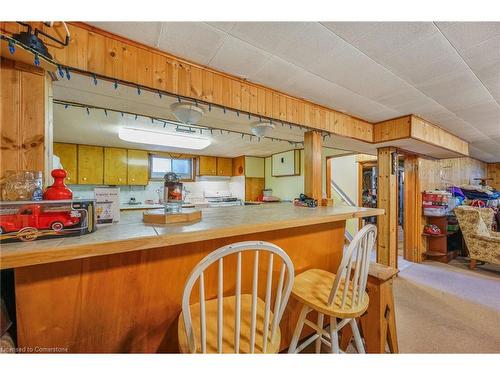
[149,155,194,181]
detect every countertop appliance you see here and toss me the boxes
[204,190,243,208]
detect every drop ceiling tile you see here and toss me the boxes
[439,22,500,53]
[277,23,349,71]
[461,35,500,70]
[157,22,227,65]
[206,22,236,32]
[320,22,381,43]
[88,22,163,46]
[249,56,305,91]
[228,22,308,54]
[380,33,467,84]
[208,36,272,79]
[454,101,500,123]
[333,22,437,61]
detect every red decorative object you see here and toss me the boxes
[43,169,73,200]
[424,224,442,236]
[0,204,81,235]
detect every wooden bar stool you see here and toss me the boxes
[339,263,399,353]
[178,241,294,353]
[288,224,377,354]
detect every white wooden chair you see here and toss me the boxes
[288,224,377,354]
[178,241,294,353]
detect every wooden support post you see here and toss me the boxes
[376,147,398,268]
[304,131,323,203]
[339,263,399,353]
[403,155,422,263]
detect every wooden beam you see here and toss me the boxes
[403,155,422,263]
[376,147,398,268]
[304,131,323,203]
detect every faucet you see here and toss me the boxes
[156,188,163,204]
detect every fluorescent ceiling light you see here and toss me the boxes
[119,127,211,150]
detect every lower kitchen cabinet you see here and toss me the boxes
[53,143,78,184]
[78,145,104,184]
[127,149,149,185]
[104,147,128,185]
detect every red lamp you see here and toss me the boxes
[43,169,73,200]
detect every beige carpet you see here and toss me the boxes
[393,257,500,353]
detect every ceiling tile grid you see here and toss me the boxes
[85,22,500,161]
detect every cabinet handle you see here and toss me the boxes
[82,177,87,181]
[131,178,135,182]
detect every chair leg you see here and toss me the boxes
[329,316,340,353]
[470,259,477,270]
[288,304,309,353]
[315,313,324,353]
[350,318,365,354]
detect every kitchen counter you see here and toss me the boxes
[1,203,383,269]
[120,203,198,210]
[9,203,383,353]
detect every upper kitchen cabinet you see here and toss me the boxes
[78,145,104,184]
[127,149,149,185]
[104,147,127,185]
[232,156,245,176]
[271,150,300,177]
[217,157,233,177]
[53,143,78,184]
[197,156,217,176]
[244,157,265,178]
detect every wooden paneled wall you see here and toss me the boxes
[376,147,398,268]
[411,116,469,156]
[487,163,500,190]
[0,22,373,142]
[0,59,46,180]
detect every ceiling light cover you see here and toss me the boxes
[119,127,211,150]
[170,102,204,125]
[250,121,275,137]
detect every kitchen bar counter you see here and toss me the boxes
[1,203,383,269]
[9,203,383,353]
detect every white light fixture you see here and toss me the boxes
[119,127,211,150]
[250,121,275,137]
[170,102,204,125]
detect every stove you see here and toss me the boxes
[205,191,243,207]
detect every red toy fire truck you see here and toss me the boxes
[0,204,81,235]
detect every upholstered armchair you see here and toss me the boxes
[454,206,500,269]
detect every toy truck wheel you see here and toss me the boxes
[51,222,64,232]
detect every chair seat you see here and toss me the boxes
[291,269,369,319]
[178,294,281,353]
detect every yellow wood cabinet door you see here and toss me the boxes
[78,145,103,184]
[198,156,217,176]
[53,143,78,184]
[104,147,127,185]
[127,149,149,185]
[217,157,233,176]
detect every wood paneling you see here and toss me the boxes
[376,147,398,268]
[487,163,500,190]
[104,147,127,185]
[53,143,78,184]
[127,149,149,185]
[0,59,45,181]
[0,22,376,143]
[403,155,421,263]
[304,131,323,203]
[77,145,103,184]
[411,116,469,156]
[15,221,345,353]
[245,177,265,201]
[373,116,411,143]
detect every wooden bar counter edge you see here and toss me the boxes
[3,203,384,353]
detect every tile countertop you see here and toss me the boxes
[120,203,200,210]
[0,203,384,270]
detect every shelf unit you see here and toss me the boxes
[422,215,460,263]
